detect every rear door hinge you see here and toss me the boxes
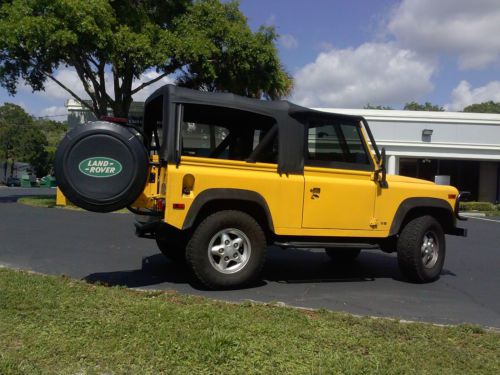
[369,218,378,228]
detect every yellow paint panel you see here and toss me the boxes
[164,157,304,230]
[303,167,376,230]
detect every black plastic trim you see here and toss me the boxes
[455,191,471,221]
[275,241,379,249]
[389,197,455,236]
[182,189,274,231]
[362,118,381,162]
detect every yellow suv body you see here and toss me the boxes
[55,85,467,290]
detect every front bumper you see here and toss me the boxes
[449,227,467,237]
[455,191,471,221]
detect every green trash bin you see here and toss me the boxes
[40,175,57,188]
[20,174,31,187]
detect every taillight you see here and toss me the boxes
[100,116,128,124]
[155,198,166,212]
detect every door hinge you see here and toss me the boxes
[369,218,378,228]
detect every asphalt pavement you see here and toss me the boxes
[1,193,499,328]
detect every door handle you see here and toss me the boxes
[310,187,320,199]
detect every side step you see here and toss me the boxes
[274,241,380,249]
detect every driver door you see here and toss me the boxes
[302,119,377,230]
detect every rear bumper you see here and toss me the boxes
[134,215,161,238]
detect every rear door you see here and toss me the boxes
[302,119,377,230]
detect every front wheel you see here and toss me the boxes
[397,215,445,283]
[186,210,267,290]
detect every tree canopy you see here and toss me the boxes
[363,104,393,110]
[403,101,444,112]
[0,103,64,178]
[0,0,292,118]
[463,101,500,113]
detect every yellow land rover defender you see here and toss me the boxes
[55,85,467,289]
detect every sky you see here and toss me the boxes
[1,0,500,119]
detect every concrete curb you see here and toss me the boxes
[460,212,487,218]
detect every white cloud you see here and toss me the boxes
[388,0,500,69]
[446,80,500,111]
[279,34,298,49]
[292,43,435,108]
[38,105,68,118]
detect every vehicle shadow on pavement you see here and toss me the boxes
[82,247,436,289]
[84,254,191,288]
[263,247,400,283]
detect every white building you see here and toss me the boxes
[319,108,500,203]
[66,100,500,203]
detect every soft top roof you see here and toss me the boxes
[146,84,370,174]
[145,84,364,123]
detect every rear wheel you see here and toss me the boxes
[325,248,361,262]
[397,215,445,283]
[186,210,266,290]
[155,224,188,263]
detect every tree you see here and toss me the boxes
[35,119,68,153]
[0,103,34,178]
[403,101,444,111]
[364,104,393,110]
[0,0,292,118]
[0,103,49,178]
[463,101,500,113]
[175,0,292,99]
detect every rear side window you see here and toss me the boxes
[180,104,278,164]
[306,120,371,170]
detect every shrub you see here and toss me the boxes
[459,201,494,211]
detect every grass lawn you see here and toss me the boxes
[17,196,129,213]
[0,268,498,375]
[16,196,58,208]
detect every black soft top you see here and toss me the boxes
[144,84,368,174]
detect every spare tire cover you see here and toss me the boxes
[55,121,149,213]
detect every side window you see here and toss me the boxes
[181,123,229,158]
[181,104,278,163]
[307,120,371,170]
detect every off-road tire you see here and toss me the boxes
[325,248,361,262]
[185,210,266,290]
[397,215,445,283]
[155,224,188,263]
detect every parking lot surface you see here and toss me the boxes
[0,198,499,328]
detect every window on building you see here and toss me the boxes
[306,120,371,170]
[181,104,278,163]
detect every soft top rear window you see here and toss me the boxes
[180,104,278,164]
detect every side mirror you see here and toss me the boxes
[377,148,388,188]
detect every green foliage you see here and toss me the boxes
[174,0,292,99]
[459,201,495,211]
[404,101,444,111]
[0,103,52,177]
[0,0,292,118]
[463,101,500,113]
[1,268,499,374]
[364,104,393,110]
[35,118,67,152]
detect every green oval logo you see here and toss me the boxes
[78,157,123,178]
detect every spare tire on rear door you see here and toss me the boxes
[55,121,149,213]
